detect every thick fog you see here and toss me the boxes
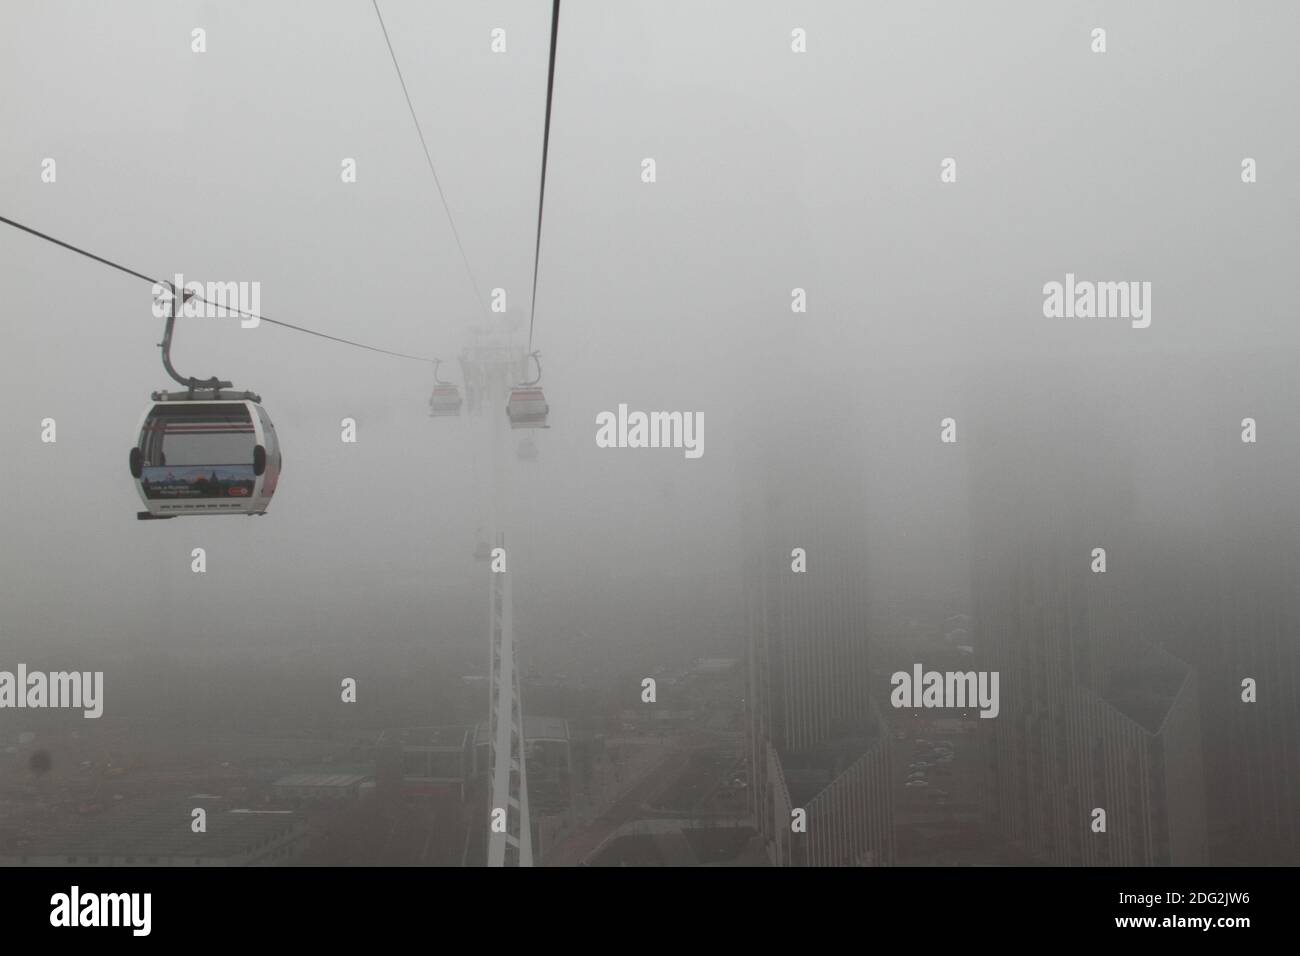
[2,0,1298,717]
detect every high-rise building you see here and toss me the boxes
[1137,359,1300,864]
[741,381,894,866]
[967,363,1207,865]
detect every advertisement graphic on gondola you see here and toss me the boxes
[140,465,256,500]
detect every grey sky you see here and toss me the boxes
[2,1,1298,675]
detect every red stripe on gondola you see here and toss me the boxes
[143,425,254,432]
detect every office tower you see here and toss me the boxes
[1138,357,1300,863]
[741,380,895,866]
[967,362,1207,865]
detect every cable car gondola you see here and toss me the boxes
[128,282,281,519]
[130,391,280,519]
[428,359,463,417]
[429,386,462,417]
[506,351,549,429]
[517,437,538,461]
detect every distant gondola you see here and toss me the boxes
[429,385,463,417]
[428,359,463,417]
[506,351,549,429]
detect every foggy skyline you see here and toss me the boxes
[2,1,1299,879]
[5,2,1297,670]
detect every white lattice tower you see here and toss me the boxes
[465,321,532,866]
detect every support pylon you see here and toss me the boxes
[469,322,532,866]
[487,531,532,866]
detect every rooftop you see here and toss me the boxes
[378,726,470,750]
[1101,651,1193,735]
[272,773,369,789]
[12,798,301,861]
[474,716,569,746]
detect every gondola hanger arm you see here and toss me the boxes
[520,351,542,386]
[155,280,232,394]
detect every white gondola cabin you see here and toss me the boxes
[506,387,548,429]
[129,391,281,519]
[506,351,549,429]
[428,385,463,417]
